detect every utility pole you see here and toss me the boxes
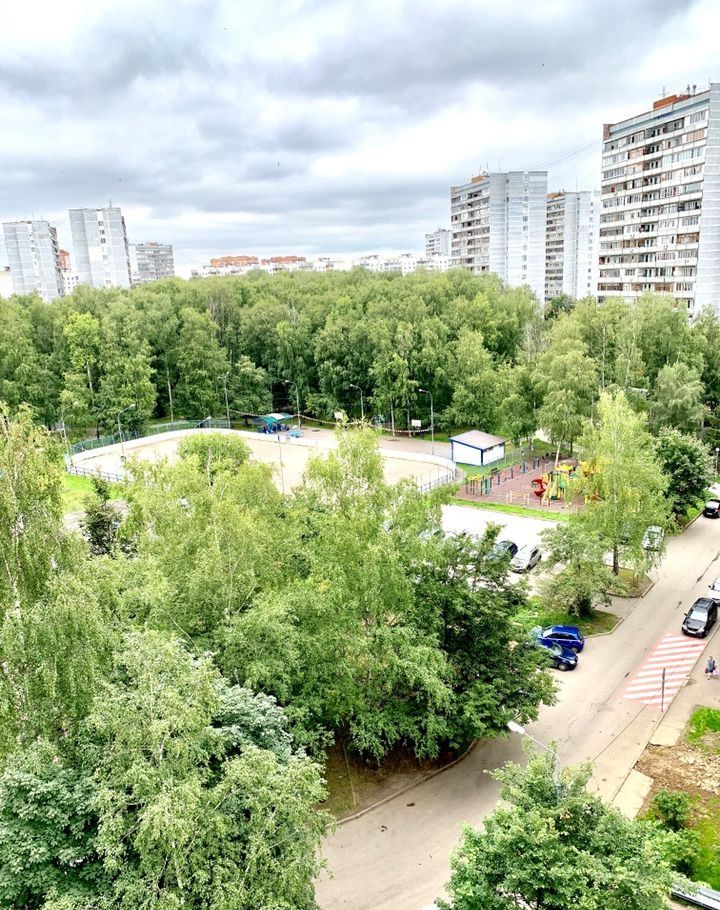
[221,372,230,427]
[418,388,434,455]
[349,384,365,422]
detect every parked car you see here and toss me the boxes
[681,597,718,638]
[490,539,519,560]
[708,576,720,602]
[703,499,720,518]
[533,638,578,671]
[511,544,542,572]
[535,624,585,653]
[642,526,664,551]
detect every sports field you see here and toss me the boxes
[71,428,455,494]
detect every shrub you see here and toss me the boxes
[652,789,692,832]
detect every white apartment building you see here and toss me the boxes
[545,190,600,301]
[69,206,131,289]
[134,242,175,283]
[450,171,548,300]
[599,84,720,313]
[425,228,452,258]
[1,220,64,301]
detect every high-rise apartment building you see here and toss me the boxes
[1,220,64,302]
[450,171,548,300]
[134,242,175,283]
[425,228,452,258]
[69,206,131,289]
[545,190,600,301]
[599,84,720,313]
[0,266,13,298]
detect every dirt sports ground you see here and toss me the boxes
[70,427,456,494]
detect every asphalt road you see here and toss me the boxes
[315,510,720,910]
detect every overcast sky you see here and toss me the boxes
[1,0,718,271]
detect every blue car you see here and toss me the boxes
[534,639,578,671]
[535,624,585,653]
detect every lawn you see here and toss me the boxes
[515,598,619,637]
[687,706,720,746]
[453,498,570,522]
[61,474,122,513]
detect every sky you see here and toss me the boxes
[1,0,719,272]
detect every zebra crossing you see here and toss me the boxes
[621,633,707,709]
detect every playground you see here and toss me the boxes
[69,426,456,495]
[459,453,582,513]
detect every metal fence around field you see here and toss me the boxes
[70,418,231,455]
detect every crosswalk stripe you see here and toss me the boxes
[621,632,707,710]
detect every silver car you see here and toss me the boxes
[510,544,542,573]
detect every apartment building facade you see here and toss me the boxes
[599,84,720,313]
[425,228,452,258]
[69,206,131,289]
[134,242,175,283]
[545,190,600,300]
[1,219,64,301]
[450,171,548,301]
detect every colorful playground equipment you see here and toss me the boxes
[531,463,577,503]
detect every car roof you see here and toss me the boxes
[692,598,714,610]
[513,544,537,556]
[707,500,720,506]
[546,624,581,636]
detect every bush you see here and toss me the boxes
[666,828,703,876]
[177,432,251,480]
[652,789,692,832]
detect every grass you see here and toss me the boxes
[452,498,570,522]
[61,474,122,513]
[694,797,720,888]
[606,566,652,598]
[515,599,620,637]
[687,707,720,746]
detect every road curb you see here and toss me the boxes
[337,739,479,826]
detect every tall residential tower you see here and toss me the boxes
[134,242,175,283]
[545,190,600,301]
[598,84,720,313]
[69,206,131,289]
[450,171,548,300]
[1,220,64,302]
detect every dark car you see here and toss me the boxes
[681,598,718,638]
[536,624,585,653]
[534,639,578,671]
[490,539,519,560]
[703,499,720,518]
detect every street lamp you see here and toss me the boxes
[418,388,434,455]
[281,379,301,429]
[117,403,136,458]
[221,372,231,427]
[507,721,561,794]
[349,383,365,422]
[715,447,719,476]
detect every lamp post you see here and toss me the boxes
[507,721,561,795]
[715,447,719,476]
[282,379,301,429]
[418,388,434,455]
[349,383,365,422]
[221,372,231,427]
[117,403,136,458]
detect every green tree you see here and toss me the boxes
[89,631,327,910]
[540,523,613,618]
[536,322,597,457]
[227,354,272,416]
[174,307,229,417]
[500,363,541,444]
[439,749,681,910]
[575,390,668,575]
[655,428,712,519]
[649,361,705,434]
[177,431,251,480]
[80,478,119,556]
[444,331,502,430]
[97,306,156,434]
[544,293,575,320]
[0,407,65,614]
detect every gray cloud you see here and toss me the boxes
[0,0,714,268]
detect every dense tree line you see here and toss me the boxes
[1,271,718,450]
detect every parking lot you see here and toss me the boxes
[441,504,557,549]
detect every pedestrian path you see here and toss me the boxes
[621,634,707,709]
